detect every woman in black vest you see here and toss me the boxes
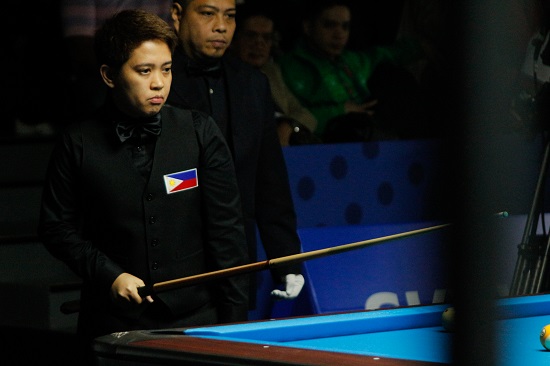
[38,9,249,344]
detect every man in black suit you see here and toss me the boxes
[38,9,249,342]
[168,0,304,305]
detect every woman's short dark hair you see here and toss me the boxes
[94,9,178,71]
[173,0,193,9]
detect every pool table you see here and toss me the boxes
[92,294,550,365]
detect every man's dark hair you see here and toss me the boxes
[235,3,275,26]
[234,3,277,38]
[94,9,178,71]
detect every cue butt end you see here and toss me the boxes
[138,285,153,298]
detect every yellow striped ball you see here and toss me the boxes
[540,324,550,350]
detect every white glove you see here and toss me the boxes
[270,274,304,300]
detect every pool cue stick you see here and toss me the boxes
[138,223,450,297]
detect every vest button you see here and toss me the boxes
[146,193,154,201]
[152,262,159,270]
[151,239,159,247]
[149,216,156,224]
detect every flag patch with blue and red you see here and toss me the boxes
[163,168,198,194]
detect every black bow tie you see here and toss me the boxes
[115,113,162,143]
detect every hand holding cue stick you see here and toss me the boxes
[138,223,451,298]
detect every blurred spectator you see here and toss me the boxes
[7,1,64,137]
[59,0,172,122]
[277,0,428,142]
[511,0,550,134]
[231,4,320,146]
[396,0,454,139]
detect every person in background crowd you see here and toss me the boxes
[511,0,550,135]
[231,4,320,146]
[277,0,427,142]
[396,0,455,139]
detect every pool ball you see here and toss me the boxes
[442,307,455,332]
[540,324,550,350]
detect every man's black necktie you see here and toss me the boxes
[115,113,162,143]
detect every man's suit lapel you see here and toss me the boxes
[223,57,244,160]
[177,75,209,112]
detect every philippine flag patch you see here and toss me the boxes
[163,168,198,194]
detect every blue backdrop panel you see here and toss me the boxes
[258,136,544,319]
[282,140,449,227]
[297,222,451,314]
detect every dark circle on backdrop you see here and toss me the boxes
[408,162,425,186]
[378,182,394,206]
[362,141,381,159]
[297,176,315,201]
[345,203,363,224]
[330,155,348,180]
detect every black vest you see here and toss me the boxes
[79,106,211,315]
